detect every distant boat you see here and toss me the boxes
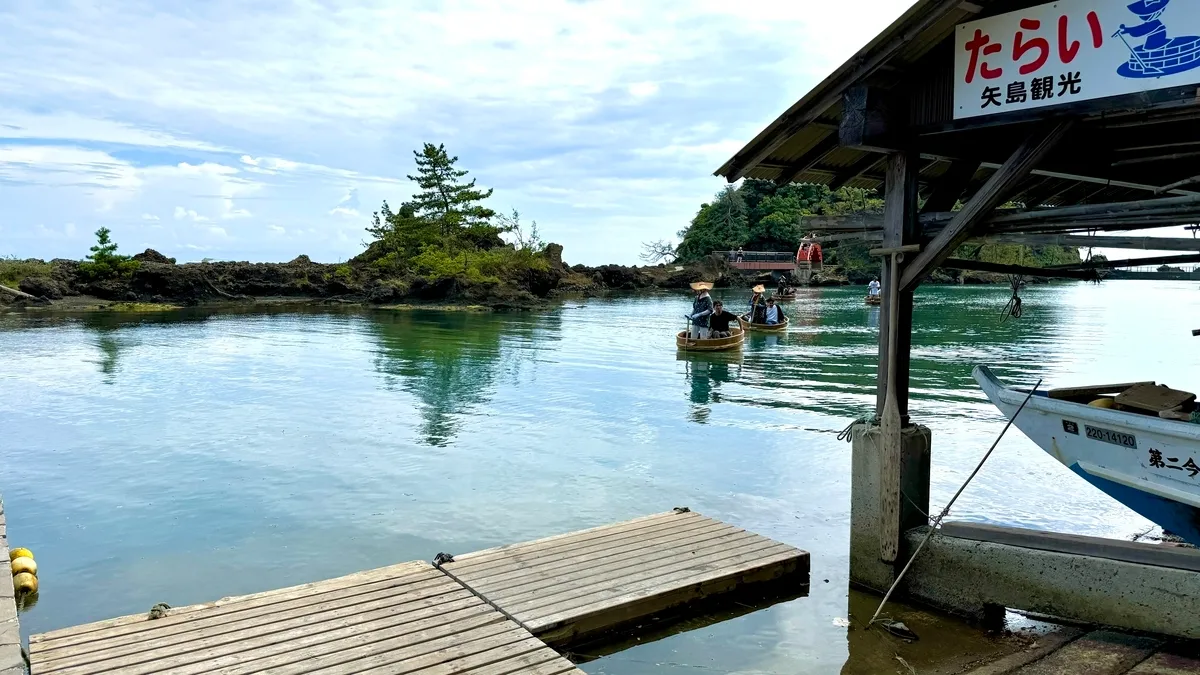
[975,366,1200,546]
[676,326,745,352]
[865,295,882,306]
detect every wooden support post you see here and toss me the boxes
[899,120,1075,291]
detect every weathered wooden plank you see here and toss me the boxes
[34,577,461,664]
[459,520,743,591]
[513,543,799,623]
[249,624,529,675]
[1126,648,1200,674]
[447,511,698,569]
[37,593,485,674]
[452,517,727,581]
[32,566,448,656]
[479,531,772,607]
[374,638,568,675]
[42,606,502,675]
[532,549,807,646]
[1012,630,1162,675]
[32,561,438,646]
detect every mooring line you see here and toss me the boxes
[431,553,537,635]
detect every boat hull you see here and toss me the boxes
[865,295,881,306]
[974,366,1200,545]
[676,326,745,351]
[737,316,788,332]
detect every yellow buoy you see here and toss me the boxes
[9,548,33,562]
[10,557,36,577]
[1089,398,1115,408]
[12,572,37,594]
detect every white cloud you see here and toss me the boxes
[628,82,659,98]
[141,213,159,221]
[208,226,228,237]
[174,206,210,222]
[0,0,926,263]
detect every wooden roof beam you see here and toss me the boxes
[1050,253,1200,270]
[828,154,886,191]
[900,120,1075,291]
[774,133,841,186]
[920,160,982,214]
[977,234,1200,251]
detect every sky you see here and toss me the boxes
[0,0,923,265]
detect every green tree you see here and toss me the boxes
[676,186,749,262]
[79,227,138,280]
[407,143,499,248]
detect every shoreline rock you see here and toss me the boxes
[2,247,1032,313]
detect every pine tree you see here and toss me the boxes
[79,227,136,279]
[407,143,496,245]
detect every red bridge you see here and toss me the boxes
[719,243,823,273]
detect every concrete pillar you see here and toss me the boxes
[849,422,931,593]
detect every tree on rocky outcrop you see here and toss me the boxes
[407,143,500,249]
[79,227,138,280]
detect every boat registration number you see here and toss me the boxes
[1084,425,1137,449]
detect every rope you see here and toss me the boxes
[432,553,536,634]
[869,379,1043,626]
[837,417,870,443]
[1000,275,1025,323]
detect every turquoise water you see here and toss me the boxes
[3,281,1197,673]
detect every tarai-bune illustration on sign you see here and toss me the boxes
[954,0,1200,118]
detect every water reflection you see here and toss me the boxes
[364,311,555,446]
[679,352,742,423]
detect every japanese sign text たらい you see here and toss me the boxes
[954,0,1200,119]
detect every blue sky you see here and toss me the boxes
[0,0,915,265]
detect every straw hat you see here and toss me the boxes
[752,284,765,293]
[689,281,714,291]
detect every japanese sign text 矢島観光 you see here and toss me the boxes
[954,0,1200,119]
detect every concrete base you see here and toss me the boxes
[849,422,931,592]
[900,528,1200,640]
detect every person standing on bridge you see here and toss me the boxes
[735,246,745,263]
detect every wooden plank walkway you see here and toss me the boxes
[439,509,810,646]
[960,628,1200,675]
[27,510,808,673]
[29,561,582,675]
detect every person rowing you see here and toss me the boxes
[868,277,881,297]
[685,281,714,339]
[748,284,767,324]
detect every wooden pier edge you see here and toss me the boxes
[28,510,809,674]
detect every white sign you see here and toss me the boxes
[953,0,1200,119]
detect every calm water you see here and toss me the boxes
[3,281,1197,673]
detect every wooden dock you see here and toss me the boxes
[28,510,809,674]
[440,508,808,646]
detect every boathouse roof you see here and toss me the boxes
[715,0,1200,207]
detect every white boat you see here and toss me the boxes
[974,366,1200,546]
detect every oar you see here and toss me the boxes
[869,243,920,564]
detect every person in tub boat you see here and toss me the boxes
[764,297,787,325]
[868,277,881,297]
[686,281,714,339]
[707,300,740,338]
